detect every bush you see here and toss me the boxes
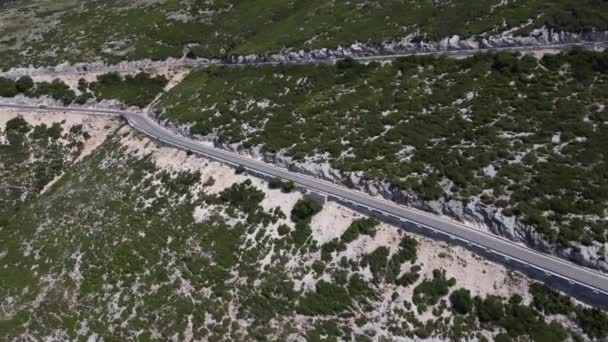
[235,165,246,174]
[321,238,346,261]
[396,265,421,287]
[298,281,351,315]
[268,178,296,193]
[529,283,573,315]
[5,116,30,133]
[291,199,323,223]
[577,307,608,339]
[90,72,168,108]
[15,76,34,93]
[348,274,374,300]
[450,288,473,315]
[393,235,418,264]
[32,79,75,105]
[0,77,18,97]
[475,295,504,323]
[364,247,390,283]
[413,269,456,309]
[341,218,378,243]
[268,178,283,189]
[74,92,94,105]
[218,181,265,216]
[281,180,295,193]
[291,220,312,246]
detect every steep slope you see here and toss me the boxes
[1,0,607,68]
[1,114,607,341]
[156,49,608,271]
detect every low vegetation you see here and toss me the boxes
[87,72,168,107]
[159,49,608,247]
[413,269,456,312]
[268,177,296,193]
[0,72,167,108]
[1,0,607,68]
[341,218,378,243]
[0,116,605,341]
[0,116,89,219]
[291,198,323,223]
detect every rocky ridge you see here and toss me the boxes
[2,27,606,80]
[222,27,608,64]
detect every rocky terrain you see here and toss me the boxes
[1,45,607,273]
[154,49,608,272]
[3,0,608,69]
[2,1,608,340]
[2,110,607,341]
[222,27,608,64]
[150,109,608,272]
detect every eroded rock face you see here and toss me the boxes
[222,27,608,64]
[150,109,608,273]
[2,27,606,80]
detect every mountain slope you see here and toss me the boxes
[1,113,607,341]
[1,0,607,68]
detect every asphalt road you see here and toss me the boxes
[233,40,608,66]
[3,103,608,299]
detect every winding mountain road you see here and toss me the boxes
[2,103,608,304]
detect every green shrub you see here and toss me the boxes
[392,235,418,264]
[341,218,378,243]
[576,307,608,339]
[218,180,265,216]
[0,76,18,97]
[475,295,504,323]
[321,238,346,261]
[413,269,456,309]
[298,281,351,315]
[32,79,75,105]
[529,283,573,315]
[291,199,323,223]
[15,76,34,93]
[348,274,374,300]
[235,165,246,174]
[450,288,473,315]
[90,72,168,107]
[281,180,295,193]
[268,178,296,193]
[396,265,421,287]
[5,117,30,133]
[268,178,283,189]
[277,224,290,236]
[364,246,390,283]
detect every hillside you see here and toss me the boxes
[2,112,607,341]
[1,0,607,68]
[156,49,608,270]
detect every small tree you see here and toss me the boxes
[281,180,295,193]
[450,288,473,315]
[291,199,323,222]
[15,76,34,93]
[235,165,246,174]
[0,77,18,97]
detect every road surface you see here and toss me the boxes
[2,103,608,300]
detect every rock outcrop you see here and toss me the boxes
[221,27,608,64]
[2,27,607,80]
